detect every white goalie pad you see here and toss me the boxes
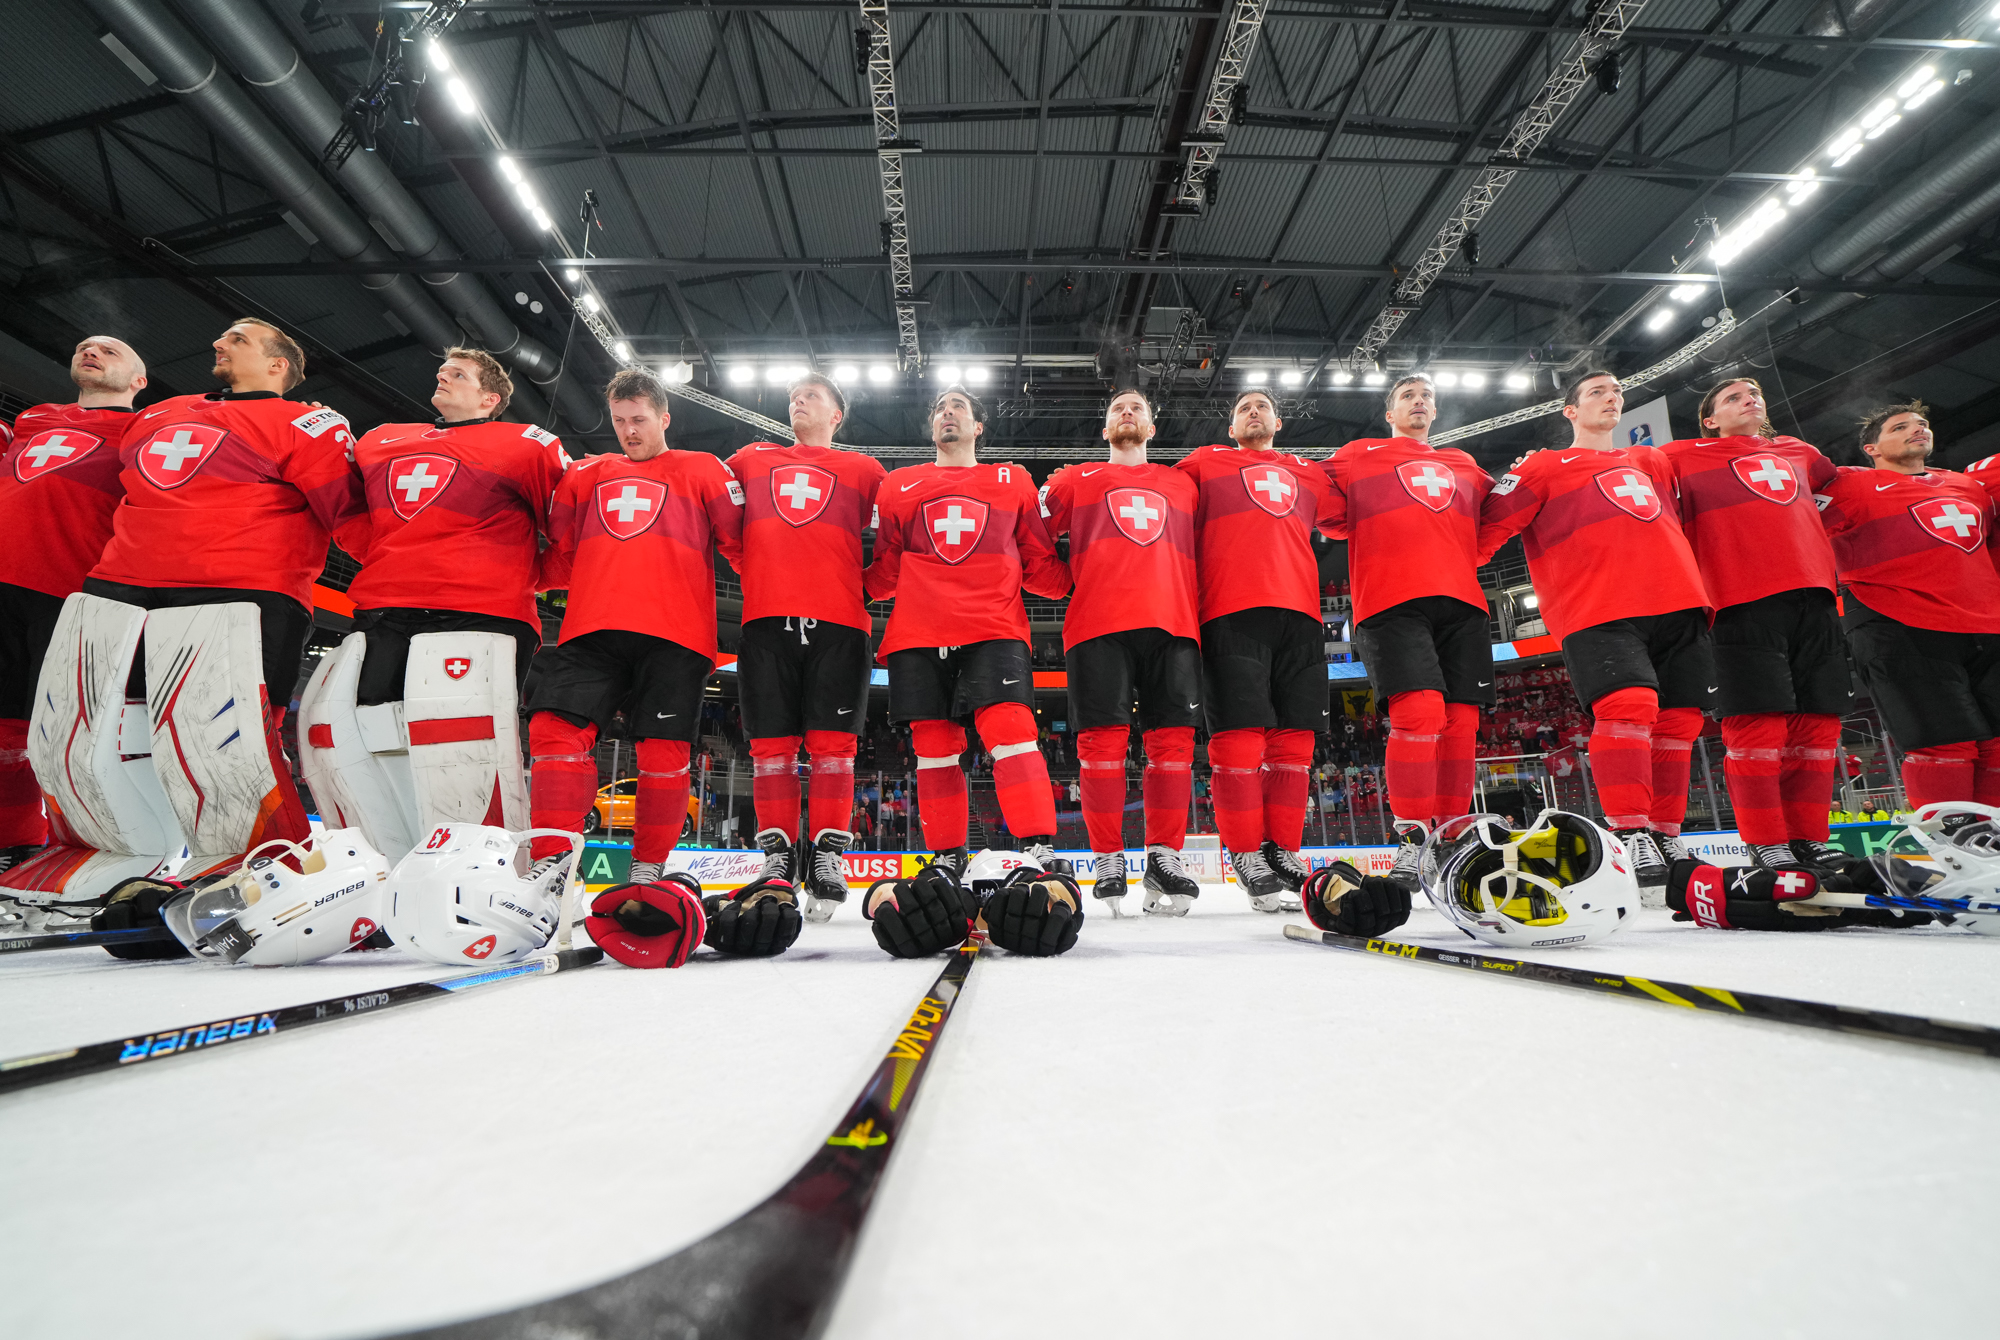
[405,632,528,832]
[143,602,290,864]
[26,593,185,860]
[297,633,420,860]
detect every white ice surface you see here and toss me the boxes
[3,890,1997,1340]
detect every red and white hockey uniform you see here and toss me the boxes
[91,392,363,606]
[0,402,137,597]
[1476,445,1709,640]
[538,450,744,659]
[1661,435,1837,608]
[722,442,887,631]
[339,418,569,626]
[1174,444,1340,623]
[1322,437,1491,623]
[1038,461,1199,649]
[865,461,1069,656]
[1817,466,2000,633]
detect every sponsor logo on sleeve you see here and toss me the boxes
[521,424,558,445]
[725,478,746,506]
[1491,474,1520,496]
[291,407,351,439]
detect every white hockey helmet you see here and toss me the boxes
[1419,811,1635,949]
[964,847,1038,898]
[1871,802,2000,934]
[386,825,581,965]
[165,828,390,966]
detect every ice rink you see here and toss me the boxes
[5,883,1997,1340]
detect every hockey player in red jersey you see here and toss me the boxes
[1663,377,1862,884]
[1477,371,1715,890]
[0,336,147,873]
[723,374,886,922]
[1324,373,1495,894]
[1176,390,1341,912]
[299,349,568,860]
[1820,402,2000,810]
[1039,389,1202,915]
[863,386,1078,958]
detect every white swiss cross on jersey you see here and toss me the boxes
[387,453,459,521]
[596,478,667,539]
[135,422,227,491]
[12,428,104,483]
[1595,467,1663,521]
[1396,458,1457,513]
[1911,497,1985,553]
[771,464,834,526]
[922,494,989,564]
[1240,464,1297,517]
[1731,454,1798,505]
[1108,487,1169,546]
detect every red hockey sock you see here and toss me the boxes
[1261,728,1313,852]
[1385,690,1444,826]
[1648,707,1703,835]
[1722,713,1786,844]
[632,738,690,863]
[528,712,599,859]
[977,703,1056,838]
[1432,702,1480,826]
[1903,742,1977,808]
[1978,738,2000,808]
[0,718,45,849]
[748,734,802,840]
[1588,687,1658,830]
[911,719,969,851]
[1208,728,1266,852]
[1142,726,1195,849]
[804,729,857,840]
[1077,725,1130,854]
[1780,713,1841,842]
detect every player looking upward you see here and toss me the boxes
[1038,389,1202,915]
[1323,372,1494,893]
[0,336,148,872]
[1175,389,1340,911]
[1662,378,1859,882]
[1476,371,1714,891]
[1821,402,2000,810]
[724,374,887,922]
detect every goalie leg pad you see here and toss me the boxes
[406,632,528,833]
[982,871,1085,957]
[702,878,804,957]
[588,875,706,968]
[298,632,420,858]
[865,862,976,958]
[1302,861,1412,938]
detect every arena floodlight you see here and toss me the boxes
[728,366,755,386]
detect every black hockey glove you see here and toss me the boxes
[866,863,975,958]
[1302,862,1411,938]
[703,878,804,958]
[981,872,1085,957]
[91,877,192,960]
[1666,860,1847,931]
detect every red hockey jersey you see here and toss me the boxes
[723,442,887,632]
[1175,443,1340,623]
[1322,437,1491,624]
[539,450,744,659]
[865,460,1069,658]
[1039,461,1199,649]
[1962,452,2000,513]
[0,402,137,597]
[1661,435,1837,610]
[340,418,569,627]
[1476,445,1709,641]
[91,392,363,607]
[1816,466,2000,633]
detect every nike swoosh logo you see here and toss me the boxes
[1706,687,1719,694]
[1001,678,1020,685]
[1188,702,1199,710]
[657,712,676,718]
[1081,467,1102,476]
[1476,681,1490,687]
[901,481,921,491]
[1366,446,1384,451]
[1875,483,1896,491]
[1560,454,1582,462]
[837,708,854,715]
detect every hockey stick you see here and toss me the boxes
[1283,924,2000,1059]
[0,946,604,1095]
[0,925,174,956]
[396,940,984,1340]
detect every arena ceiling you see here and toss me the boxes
[3,0,2000,475]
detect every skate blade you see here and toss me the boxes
[1098,894,1126,918]
[803,896,841,925]
[1142,892,1192,917]
[1637,885,1666,911]
[1248,893,1286,913]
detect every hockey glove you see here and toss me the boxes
[589,875,707,968]
[1666,860,1845,931]
[702,878,804,958]
[91,877,192,961]
[981,871,1085,957]
[865,863,976,958]
[1302,861,1411,939]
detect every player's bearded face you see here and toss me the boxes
[72,338,137,393]
[1231,395,1277,445]
[1104,396,1151,446]
[1874,414,1932,466]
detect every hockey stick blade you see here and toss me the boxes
[1282,924,2000,1059]
[0,925,173,956]
[0,947,604,1095]
[394,940,984,1340]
